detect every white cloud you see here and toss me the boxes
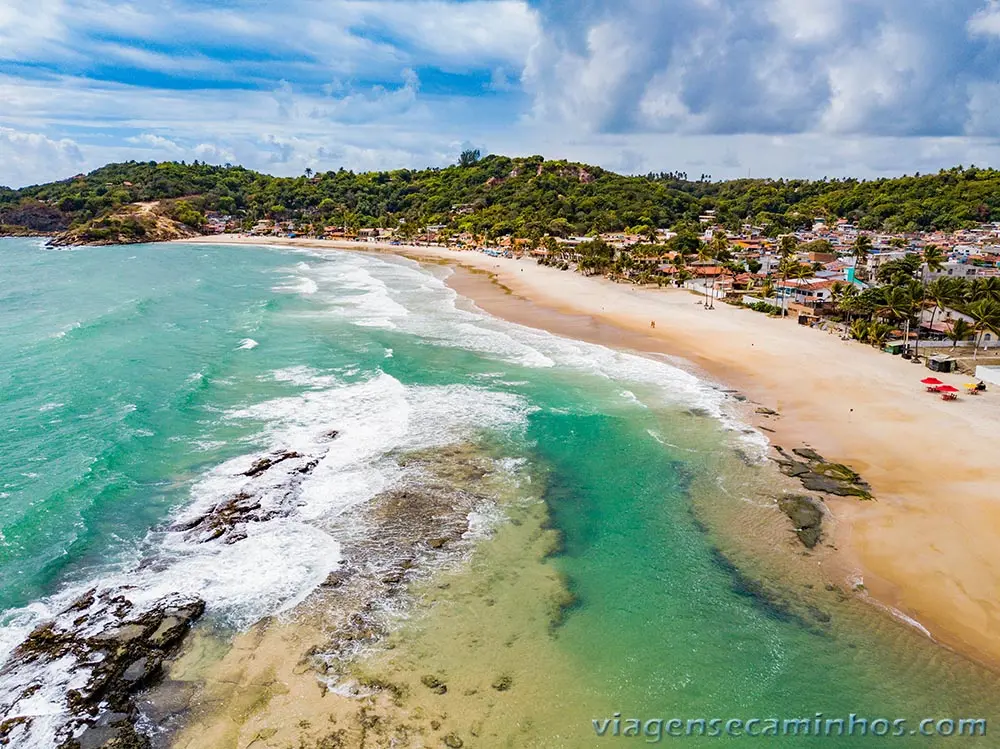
[2,0,1000,185]
[524,0,997,138]
[0,127,84,187]
[969,1,1000,35]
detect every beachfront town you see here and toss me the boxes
[213,213,1000,382]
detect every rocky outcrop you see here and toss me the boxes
[47,202,202,247]
[777,495,825,548]
[774,446,873,500]
[0,590,204,748]
[169,449,322,544]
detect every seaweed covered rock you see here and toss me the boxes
[774,446,873,500]
[777,495,825,548]
[0,590,204,747]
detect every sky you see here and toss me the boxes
[3,0,1000,187]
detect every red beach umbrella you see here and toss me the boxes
[937,385,960,393]
[921,377,943,385]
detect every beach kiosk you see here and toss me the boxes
[927,355,957,374]
[883,340,906,356]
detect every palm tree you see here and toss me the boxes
[867,322,895,348]
[922,244,945,277]
[966,299,1000,360]
[876,286,914,325]
[759,278,776,300]
[789,263,813,281]
[776,236,798,316]
[948,319,974,348]
[852,234,872,282]
[850,319,869,343]
[970,276,1000,304]
[922,277,961,350]
[912,244,946,359]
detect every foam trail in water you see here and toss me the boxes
[279,249,768,460]
[0,366,529,747]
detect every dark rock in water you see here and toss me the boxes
[243,450,303,477]
[420,675,447,695]
[427,537,448,549]
[797,525,823,548]
[778,495,824,548]
[774,445,874,501]
[296,459,320,474]
[685,407,712,418]
[778,496,823,529]
[122,655,162,685]
[808,606,832,624]
[780,462,812,478]
[755,407,779,416]
[491,675,512,691]
[324,429,340,440]
[320,569,353,588]
[443,733,464,748]
[0,590,205,747]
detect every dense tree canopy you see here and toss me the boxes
[4,158,1000,239]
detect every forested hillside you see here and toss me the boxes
[3,155,1000,241]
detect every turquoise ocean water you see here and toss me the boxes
[0,237,997,747]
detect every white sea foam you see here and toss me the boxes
[0,246,768,745]
[38,402,64,412]
[273,273,319,295]
[0,364,531,746]
[278,250,768,460]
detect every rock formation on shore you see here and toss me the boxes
[47,201,202,247]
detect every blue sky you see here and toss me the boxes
[3,0,1000,187]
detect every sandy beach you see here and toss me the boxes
[174,234,1000,672]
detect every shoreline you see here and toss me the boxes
[172,235,1000,673]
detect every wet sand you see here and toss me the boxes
[173,235,1000,674]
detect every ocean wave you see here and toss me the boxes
[0,370,530,746]
[237,338,259,350]
[277,250,768,459]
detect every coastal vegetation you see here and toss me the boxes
[5,158,1000,242]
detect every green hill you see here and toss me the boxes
[3,156,1000,242]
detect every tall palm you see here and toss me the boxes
[790,263,813,281]
[970,276,1000,304]
[923,277,961,349]
[966,299,1000,360]
[777,235,798,315]
[759,278,776,300]
[922,244,946,277]
[876,286,914,326]
[709,230,730,259]
[852,234,872,282]
[948,319,974,348]
[912,244,946,359]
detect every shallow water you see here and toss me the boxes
[0,238,996,747]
